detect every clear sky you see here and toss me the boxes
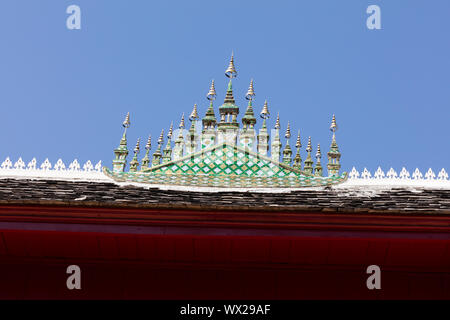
[0,0,449,174]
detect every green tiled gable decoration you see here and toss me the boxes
[105,54,347,188]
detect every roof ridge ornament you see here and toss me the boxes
[245,79,255,101]
[189,104,199,121]
[107,56,349,187]
[206,79,216,101]
[225,52,237,79]
[179,113,185,129]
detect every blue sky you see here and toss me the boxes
[0,0,449,174]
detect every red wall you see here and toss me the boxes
[1,228,450,299]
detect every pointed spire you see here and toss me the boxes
[145,135,151,151]
[113,112,130,173]
[260,100,270,130]
[304,136,314,175]
[327,114,341,176]
[285,122,291,139]
[315,143,323,177]
[163,123,173,163]
[242,80,256,129]
[282,122,292,165]
[316,143,321,159]
[167,122,173,140]
[189,104,199,121]
[296,130,301,149]
[245,79,255,101]
[293,130,302,171]
[129,137,140,172]
[225,52,237,78]
[179,113,185,129]
[158,129,164,145]
[206,79,217,101]
[152,129,164,167]
[123,112,130,129]
[134,138,140,154]
[330,114,338,133]
[275,112,280,129]
[141,134,151,171]
[306,136,312,153]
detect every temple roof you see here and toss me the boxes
[109,54,346,188]
[0,177,448,214]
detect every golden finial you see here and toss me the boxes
[275,112,280,129]
[122,112,130,128]
[245,79,255,101]
[189,104,199,121]
[260,100,270,119]
[134,138,140,154]
[167,122,173,140]
[306,137,312,152]
[316,143,321,159]
[158,129,164,144]
[179,113,185,129]
[145,135,151,150]
[330,114,338,133]
[206,80,217,101]
[296,130,301,148]
[225,52,237,78]
[285,122,291,139]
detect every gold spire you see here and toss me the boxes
[285,122,291,139]
[206,80,217,101]
[330,114,338,133]
[245,79,255,101]
[179,113,185,129]
[260,100,270,119]
[275,112,280,129]
[189,104,199,121]
[225,52,237,78]
[296,130,301,148]
[158,129,164,145]
[306,136,312,152]
[134,138,140,154]
[145,135,151,150]
[316,143,321,159]
[167,122,173,140]
[122,112,130,128]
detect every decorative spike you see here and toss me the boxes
[296,130,301,148]
[275,112,280,129]
[330,114,338,133]
[260,100,270,119]
[245,79,255,100]
[285,122,291,139]
[303,136,314,175]
[189,104,199,121]
[225,52,237,78]
[293,131,302,171]
[306,137,312,152]
[158,129,164,145]
[179,113,185,129]
[145,135,151,150]
[134,138,140,154]
[327,114,341,176]
[167,122,173,140]
[129,138,140,172]
[206,80,217,101]
[316,143,321,159]
[123,112,130,128]
[314,143,323,176]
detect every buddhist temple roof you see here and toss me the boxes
[0,177,448,214]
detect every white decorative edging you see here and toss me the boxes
[345,166,449,188]
[0,157,110,182]
[0,157,449,189]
